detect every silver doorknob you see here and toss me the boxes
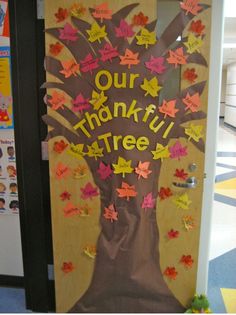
[172,177,197,189]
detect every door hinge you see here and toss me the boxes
[37,0,44,19]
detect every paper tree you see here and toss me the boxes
[43,1,210,312]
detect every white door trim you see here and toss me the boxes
[196,0,225,294]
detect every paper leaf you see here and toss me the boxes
[167,47,188,68]
[87,22,107,43]
[79,204,92,216]
[119,49,140,69]
[145,56,166,74]
[55,162,70,180]
[163,267,178,280]
[173,193,192,210]
[116,182,137,201]
[180,0,202,16]
[159,99,179,118]
[142,192,156,210]
[174,168,188,181]
[61,262,74,274]
[71,93,90,113]
[89,90,108,110]
[59,59,80,78]
[87,142,104,160]
[141,77,162,97]
[182,215,195,231]
[67,143,85,160]
[167,229,179,240]
[189,20,205,36]
[135,161,152,179]
[48,91,66,110]
[49,42,64,56]
[112,156,133,178]
[53,140,68,153]
[59,23,78,42]
[92,2,112,22]
[80,182,99,200]
[73,164,88,179]
[151,144,170,161]
[183,68,198,83]
[55,7,68,23]
[180,255,194,268]
[185,123,203,142]
[182,92,201,112]
[115,19,134,39]
[136,28,157,49]
[132,12,149,27]
[83,245,97,259]
[169,140,188,160]
[63,202,81,217]
[158,187,173,200]
[99,43,119,63]
[103,204,118,222]
[70,3,86,18]
[80,53,99,75]
[60,191,71,201]
[97,161,112,180]
[184,33,203,54]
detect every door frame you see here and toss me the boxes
[196,0,225,294]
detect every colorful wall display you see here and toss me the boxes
[44,0,212,312]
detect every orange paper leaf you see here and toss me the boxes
[119,49,140,69]
[63,202,81,217]
[180,0,202,16]
[167,47,188,68]
[55,162,70,180]
[60,59,80,78]
[103,204,118,222]
[182,92,201,112]
[92,2,112,22]
[48,91,66,110]
[159,99,179,118]
[116,182,137,201]
[135,161,152,179]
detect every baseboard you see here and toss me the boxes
[0,275,24,288]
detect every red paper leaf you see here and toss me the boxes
[182,68,198,83]
[53,140,68,153]
[158,187,173,200]
[135,161,152,179]
[99,43,119,63]
[167,229,180,240]
[92,2,112,22]
[180,255,194,268]
[145,56,166,74]
[48,91,66,110]
[80,53,99,75]
[132,12,149,27]
[49,42,64,56]
[55,7,68,23]
[180,0,202,16]
[167,47,188,68]
[189,20,205,36]
[116,182,137,201]
[115,19,134,39]
[159,99,179,118]
[141,192,156,210]
[163,267,178,280]
[182,92,201,112]
[169,141,188,160]
[71,93,90,113]
[60,191,71,201]
[103,204,118,222]
[59,23,78,42]
[80,182,99,200]
[97,161,112,180]
[174,168,188,181]
[61,261,74,274]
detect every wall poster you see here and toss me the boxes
[43,0,212,312]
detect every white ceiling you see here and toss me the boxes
[223,17,236,67]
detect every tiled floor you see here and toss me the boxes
[208,120,236,313]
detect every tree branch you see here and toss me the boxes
[180,111,206,124]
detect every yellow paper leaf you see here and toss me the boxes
[173,193,192,210]
[87,141,104,160]
[87,22,107,43]
[89,90,108,110]
[185,123,203,142]
[67,143,85,160]
[184,33,203,54]
[112,156,134,178]
[151,144,170,161]
[141,77,162,97]
[136,28,157,49]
